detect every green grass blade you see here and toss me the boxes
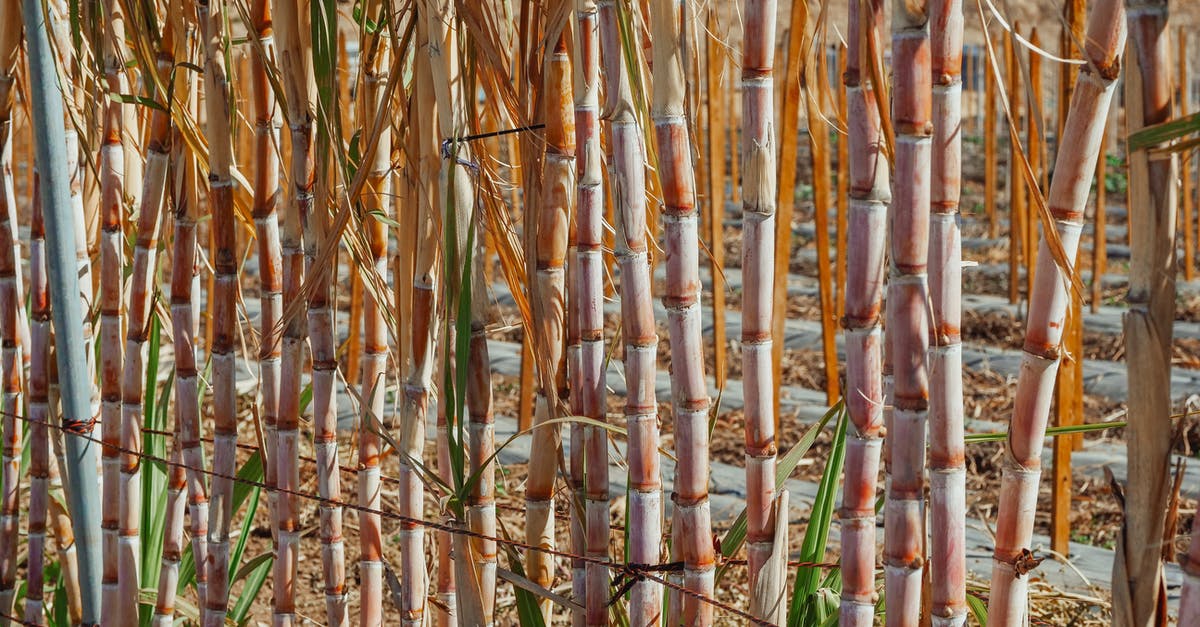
[965,420,1124,443]
[967,592,988,625]
[230,553,274,624]
[716,401,843,584]
[787,404,848,625]
[140,318,170,591]
[1127,110,1200,151]
[228,480,261,583]
[496,521,547,627]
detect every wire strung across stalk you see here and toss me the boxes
[17,407,779,626]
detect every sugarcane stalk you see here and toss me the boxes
[929,0,965,622]
[397,10,440,623]
[1091,124,1108,313]
[93,0,146,608]
[249,0,282,554]
[1115,1,1175,624]
[464,234,497,625]
[597,1,667,622]
[97,0,129,614]
[27,167,51,624]
[117,22,173,617]
[834,47,850,323]
[572,3,601,622]
[167,10,208,613]
[45,358,82,625]
[1026,28,1043,297]
[23,0,106,616]
[273,0,315,620]
[196,0,241,620]
[305,7,349,626]
[423,2,475,623]
[739,0,786,621]
[839,1,889,623]
[355,1,390,623]
[885,0,932,623]
[985,1,1125,622]
[49,0,100,467]
[521,24,573,623]
[650,0,715,624]
[0,7,23,618]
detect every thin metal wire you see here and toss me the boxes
[20,409,781,625]
[138,428,844,570]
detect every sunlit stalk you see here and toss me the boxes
[839,0,889,623]
[304,8,347,624]
[885,0,932,623]
[197,0,240,620]
[273,0,316,620]
[397,10,440,623]
[355,2,390,624]
[929,0,966,622]
[97,0,131,615]
[598,0,665,621]
[525,26,573,624]
[740,0,785,620]
[986,1,1125,623]
[166,9,208,613]
[573,2,603,623]
[652,0,711,624]
[118,19,173,615]
[465,245,497,625]
[22,0,105,615]
[249,0,283,555]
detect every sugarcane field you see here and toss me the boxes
[5,0,1200,624]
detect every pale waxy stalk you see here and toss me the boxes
[22,0,104,617]
[986,1,1125,623]
[0,5,23,616]
[27,165,51,624]
[839,0,890,623]
[573,0,604,619]
[118,19,174,614]
[598,0,666,622]
[303,19,348,627]
[574,1,604,623]
[740,0,787,621]
[273,0,316,620]
[249,0,283,552]
[32,184,84,623]
[886,0,933,622]
[465,246,498,625]
[97,0,132,614]
[652,0,714,624]
[357,0,390,622]
[421,3,474,623]
[197,0,242,620]
[929,0,967,622]
[396,11,440,623]
[169,9,209,613]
